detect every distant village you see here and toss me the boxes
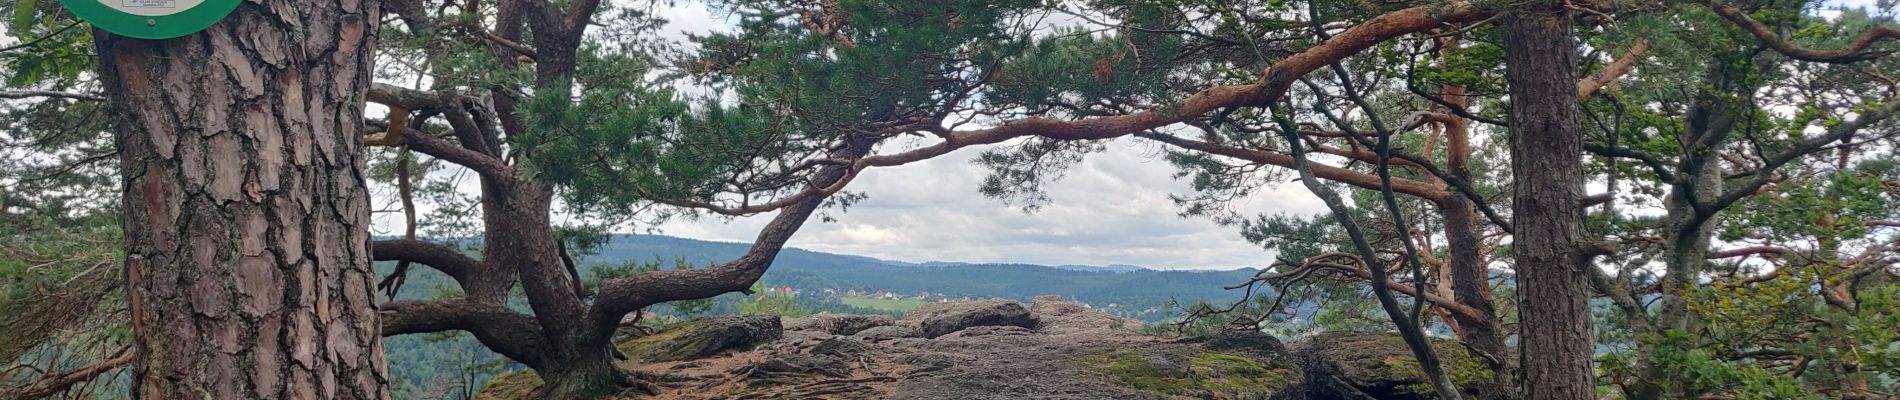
[757,284,1155,318]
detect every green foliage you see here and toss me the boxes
[837,296,925,313]
[1602,331,1821,400]
[0,211,127,398]
[739,281,810,317]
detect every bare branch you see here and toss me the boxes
[0,90,103,102]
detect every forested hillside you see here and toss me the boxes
[598,235,1265,315]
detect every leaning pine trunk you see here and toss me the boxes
[1502,3,1597,400]
[95,2,390,398]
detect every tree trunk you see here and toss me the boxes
[1436,74,1510,395]
[1502,4,1596,400]
[95,2,389,398]
[1628,60,1745,400]
[533,352,632,399]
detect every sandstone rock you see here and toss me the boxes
[1030,295,1133,333]
[1289,331,1493,400]
[617,314,783,362]
[785,312,896,336]
[850,325,922,341]
[897,353,957,374]
[736,354,851,386]
[901,300,1040,338]
[810,336,871,358]
[937,325,1035,338]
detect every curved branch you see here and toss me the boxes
[1289,255,1490,321]
[379,299,550,368]
[403,132,516,180]
[1138,132,1450,201]
[371,239,481,281]
[585,146,867,341]
[1702,0,1900,63]
[854,2,1492,169]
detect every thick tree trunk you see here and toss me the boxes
[1627,61,1743,400]
[533,352,632,399]
[1441,198,1509,386]
[95,2,388,399]
[1502,4,1596,400]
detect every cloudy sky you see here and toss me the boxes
[652,139,1327,270]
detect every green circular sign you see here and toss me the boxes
[60,0,241,40]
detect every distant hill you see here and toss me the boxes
[585,234,1266,317]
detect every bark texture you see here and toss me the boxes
[96,1,389,398]
[1501,4,1596,400]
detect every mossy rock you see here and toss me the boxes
[475,369,542,400]
[1093,348,1301,399]
[1289,332,1494,400]
[617,314,783,362]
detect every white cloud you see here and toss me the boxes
[656,138,1327,270]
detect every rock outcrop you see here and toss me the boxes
[900,299,1039,338]
[785,312,895,336]
[1030,295,1134,333]
[475,298,1494,400]
[618,314,783,362]
[1289,331,1494,400]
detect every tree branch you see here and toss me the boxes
[379,299,551,368]
[1707,245,1790,259]
[371,239,481,282]
[1584,143,1680,182]
[403,132,517,180]
[1138,132,1450,201]
[1,348,131,400]
[1706,96,1900,213]
[851,2,1493,169]
[1577,39,1651,100]
[1702,0,1900,63]
[585,144,868,341]
[0,90,103,102]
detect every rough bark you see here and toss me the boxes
[94,1,389,398]
[1501,4,1596,400]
